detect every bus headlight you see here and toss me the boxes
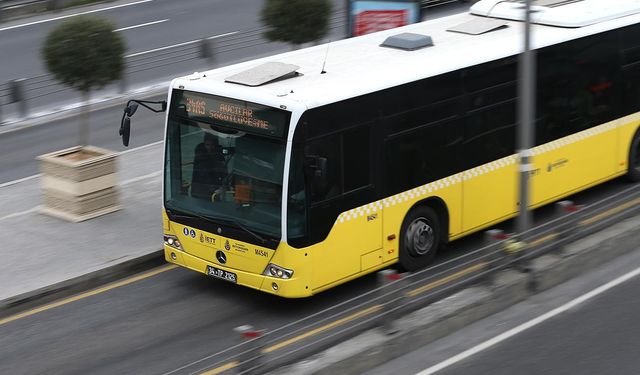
[263,264,293,279]
[164,235,183,250]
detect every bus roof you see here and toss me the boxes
[174,0,640,110]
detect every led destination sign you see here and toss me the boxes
[174,90,289,137]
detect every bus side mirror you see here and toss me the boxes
[118,99,166,147]
[119,116,131,147]
[125,103,139,116]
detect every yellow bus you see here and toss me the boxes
[122,0,640,297]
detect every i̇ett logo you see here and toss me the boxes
[224,240,231,251]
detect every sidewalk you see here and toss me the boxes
[0,141,165,307]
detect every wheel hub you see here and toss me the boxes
[406,218,434,256]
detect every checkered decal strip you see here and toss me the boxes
[335,121,617,224]
[531,122,616,156]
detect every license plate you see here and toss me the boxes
[206,265,237,283]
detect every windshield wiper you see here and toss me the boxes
[166,206,267,245]
[214,217,267,245]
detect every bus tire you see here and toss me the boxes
[627,130,640,182]
[399,206,441,271]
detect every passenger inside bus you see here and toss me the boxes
[191,133,226,200]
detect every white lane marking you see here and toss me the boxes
[122,170,162,185]
[0,206,40,222]
[0,174,39,188]
[119,140,163,154]
[0,170,162,221]
[114,19,168,32]
[0,141,164,189]
[125,31,237,58]
[0,0,154,32]
[206,31,238,40]
[416,265,640,375]
[125,39,199,58]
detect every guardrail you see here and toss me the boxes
[0,0,58,21]
[168,182,640,374]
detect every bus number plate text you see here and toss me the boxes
[206,265,237,283]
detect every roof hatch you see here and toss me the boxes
[447,17,509,35]
[380,33,434,51]
[225,62,301,87]
[471,0,640,28]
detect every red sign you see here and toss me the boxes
[354,10,408,36]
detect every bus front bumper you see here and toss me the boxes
[164,246,311,298]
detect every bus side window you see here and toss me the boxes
[306,134,342,202]
[537,31,621,145]
[305,126,372,203]
[384,119,461,196]
[620,23,640,114]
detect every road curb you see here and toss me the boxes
[273,214,640,374]
[0,249,165,319]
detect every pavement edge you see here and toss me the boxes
[0,249,165,319]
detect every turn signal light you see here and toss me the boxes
[263,263,293,279]
[164,235,183,250]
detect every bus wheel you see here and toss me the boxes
[628,131,640,182]
[399,206,440,271]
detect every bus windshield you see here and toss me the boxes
[164,91,290,239]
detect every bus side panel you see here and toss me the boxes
[381,174,463,262]
[461,156,518,234]
[530,121,618,206]
[310,205,382,291]
[616,113,640,175]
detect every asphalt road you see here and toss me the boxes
[0,0,349,121]
[6,2,633,374]
[0,0,471,184]
[0,263,381,375]
[366,230,640,375]
[0,177,636,374]
[0,0,280,82]
[0,95,166,183]
[0,0,472,123]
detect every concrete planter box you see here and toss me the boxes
[38,145,120,222]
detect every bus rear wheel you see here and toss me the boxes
[399,206,440,271]
[627,130,640,182]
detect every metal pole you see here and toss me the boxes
[346,0,352,38]
[517,0,536,237]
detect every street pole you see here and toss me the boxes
[517,0,536,237]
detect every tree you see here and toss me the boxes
[42,16,125,146]
[261,0,332,48]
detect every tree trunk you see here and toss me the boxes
[79,90,90,146]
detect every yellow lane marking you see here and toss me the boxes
[200,197,640,374]
[200,361,238,375]
[529,233,558,248]
[263,305,382,354]
[406,262,487,298]
[0,264,178,326]
[201,263,491,372]
[579,197,640,227]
